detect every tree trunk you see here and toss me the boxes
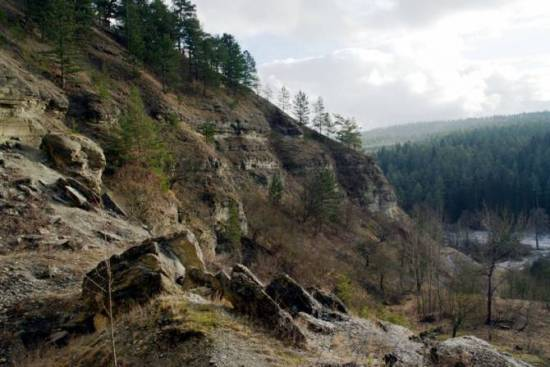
[485,266,495,325]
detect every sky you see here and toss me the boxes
[193,0,550,129]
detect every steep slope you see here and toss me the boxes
[0,2,535,366]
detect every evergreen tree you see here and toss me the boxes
[269,174,284,205]
[303,168,341,226]
[172,0,196,52]
[312,97,325,132]
[335,115,362,150]
[143,0,179,91]
[43,0,81,89]
[93,0,119,27]
[293,91,310,126]
[278,86,290,112]
[243,50,258,89]
[120,0,146,62]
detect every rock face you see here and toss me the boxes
[82,231,205,316]
[41,133,106,193]
[221,265,307,346]
[266,274,324,317]
[0,53,68,146]
[309,287,348,314]
[432,336,533,367]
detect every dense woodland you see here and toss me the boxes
[24,0,258,90]
[363,112,550,151]
[376,119,550,222]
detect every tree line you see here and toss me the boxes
[376,119,550,223]
[24,0,258,91]
[263,85,363,150]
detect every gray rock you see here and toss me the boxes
[82,231,205,316]
[432,336,533,367]
[266,274,324,318]
[41,133,106,194]
[221,265,307,347]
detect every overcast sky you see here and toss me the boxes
[193,0,550,129]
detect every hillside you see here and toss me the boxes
[376,120,550,221]
[0,1,545,366]
[362,112,550,151]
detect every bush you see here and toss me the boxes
[108,87,173,181]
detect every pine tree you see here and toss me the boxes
[312,97,325,132]
[172,0,196,53]
[269,174,284,205]
[43,0,81,89]
[93,0,119,27]
[293,91,310,125]
[335,115,362,151]
[243,50,258,89]
[303,167,341,226]
[278,86,290,112]
[120,0,146,63]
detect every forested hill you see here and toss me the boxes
[363,111,550,151]
[376,119,550,221]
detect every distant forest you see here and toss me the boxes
[363,112,550,151]
[376,117,550,221]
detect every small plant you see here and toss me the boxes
[199,122,216,144]
[335,274,353,307]
[224,202,242,250]
[91,70,112,101]
[166,112,180,127]
[269,174,284,205]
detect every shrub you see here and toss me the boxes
[109,87,173,181]
[199,122,216,144]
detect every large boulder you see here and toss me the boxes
[266,274,324,318]
[82,231,205,317]
[432,336,533,367]
[222,265,306,346]
[41,133,106,193]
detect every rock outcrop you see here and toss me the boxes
[432,336,532,367]
[82,231,205,317]
[221,265,307,346]
[41,133,106,194]
[266,274,324,317]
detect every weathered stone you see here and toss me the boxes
[221,265,306,346]
[82,231,205,316]
[296,312,335,334]
[266,274,324,318]
[64,186,92,210]
[41,133,106,193]
[432,336,533,367]
[308,287,348,314]
[101,192,127,217]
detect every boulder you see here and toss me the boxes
[41,133,106,193]
[222,265,306,346]
[266,274,324,318]
[308,287,348,314]
[82,231,205,316]
[432,336,533,367]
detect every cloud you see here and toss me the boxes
[191,0,550,128]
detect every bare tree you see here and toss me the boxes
[528,208,549,250]
[278,86,290,112]
[478,207,523,325]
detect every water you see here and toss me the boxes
[446,230,550,270]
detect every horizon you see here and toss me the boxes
[193,0,550,129]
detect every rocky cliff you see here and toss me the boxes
[0,1,533,366]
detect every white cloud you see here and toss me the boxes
[192,0,550,128]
